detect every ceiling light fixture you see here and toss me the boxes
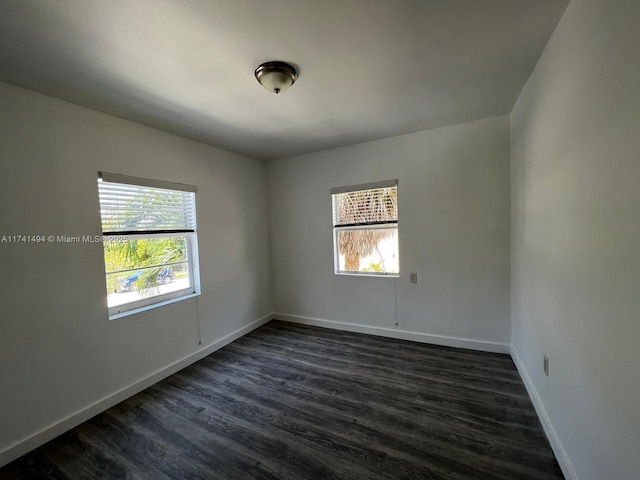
[254,61,298,94]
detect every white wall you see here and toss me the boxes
[0,82,272,464]
[510,0,640,478]
[268,116,511,350]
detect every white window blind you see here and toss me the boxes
[332,181,398,227]
[98,172,196,235]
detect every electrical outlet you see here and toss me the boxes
[410,272,418,283]
[543,355,549,376]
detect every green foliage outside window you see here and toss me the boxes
[104,237,186,293]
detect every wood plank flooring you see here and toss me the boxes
[0,320,564,479]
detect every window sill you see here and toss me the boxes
[109,292,200,320]
[335,272,400,279]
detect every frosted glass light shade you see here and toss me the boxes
[255,61,297,94]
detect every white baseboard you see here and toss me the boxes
[0,312,274,468]
[274,313,510,354]
[511,347,578,480]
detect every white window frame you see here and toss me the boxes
[97,172,201,318]
[331,180,399,277]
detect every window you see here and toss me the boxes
[97,172,200,316]
[331,180,399,276]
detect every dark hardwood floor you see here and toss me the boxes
[1,320,564,479]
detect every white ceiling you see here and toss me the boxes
[0,0,569,160]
